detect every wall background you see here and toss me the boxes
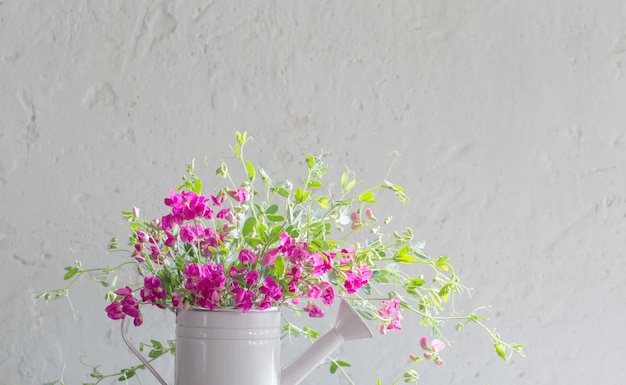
[1,1,625,384]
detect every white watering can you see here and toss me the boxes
[121,298,373,385]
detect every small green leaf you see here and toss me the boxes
[359,191,377,203]
[494,343,507,360]
[242,217,257,237]
[216,162,228,178]
[273,187,290,198]
[329,361,338,374]
[266,204,279,214]
[435,255,451,270]
[273,255,285,278]
[318,196,330,209]
[266,214,284,222]
[307,180,322,189]
[245,160,255,181]
[192,178,202,194]
[259,168,272,185]
[306,154,315,170]
[63,267,79,280]
[394,246,415,263]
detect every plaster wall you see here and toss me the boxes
[1,1,625,384]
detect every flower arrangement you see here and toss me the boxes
[39,131,523,384]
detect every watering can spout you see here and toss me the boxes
[280,299,373,385]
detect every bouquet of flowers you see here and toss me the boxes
[39,131,523,384]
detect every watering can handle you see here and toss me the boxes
[120,317,169,385]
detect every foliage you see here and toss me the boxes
[38,131,524,384]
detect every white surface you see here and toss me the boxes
[1,1,625,384]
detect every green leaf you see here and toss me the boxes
[318,196,330,209]
[383,180,409,204]
[242,217,257,237]
[294,187,310,204]
[216,162,228,178]
[259,168,272,185]
[307,180,322,189]
[359,191,377,203]
[494,343,507,360]
[306,154,315,170]
[435,255,451,270]
[266,204,279,214]
[394,246,416,263]
[438,284,451,302]
[329,361,338,374]
[245,160,255,181]
[266,214,284,222]
[192,178,202,194]
[63,267,79,280]
[273,255,285,278]
[234,143,241,159]
[273,186,290,198]
[407,277,425,287]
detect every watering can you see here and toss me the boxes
[121,298,373,385]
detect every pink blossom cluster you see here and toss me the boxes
[377,298,402,334]
[105,286,143,326]
[409,336,446,365]
[106,188,377,324]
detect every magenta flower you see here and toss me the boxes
[105,286,142,326]
[229,188,247,202]
[140,276,166,304]
[303,301,324,318]
[344,265,373,294]
[319,281,335,306]
[164,189,183,208]
[105,301,125,320]
[171,292,183,309]
[260,247,280,266]
[233,287,253,312]
[259,277,283,303]
[238,248,257,264]
[244,270,259,286]
[216,207,231,220]
[420,336,446,362]
[210,193,225,206]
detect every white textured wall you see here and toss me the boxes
[2,1,625,384]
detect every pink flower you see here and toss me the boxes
[378,298,402,334]
[140,276,166,303]
[105,301,125,320]
[216,207,231,220]
[303,301,324,318]
[135,230,149,243]
[344,265,372,294]
[259,277,283,302]
[238,248,257,264]
[350,211,361,230]
[164,190,183,208]
[233,287,253,312]
[229,188,247,202]
[106,286,142,326]
[319,281,335,306]
[338,246,355,265]
[172,292,183,309]
[260,247,280,266]
[210,194,225,206]
[307,284,322,300]
[420,336,446,362]
[244,270,259,286]
[179,224,198,243]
